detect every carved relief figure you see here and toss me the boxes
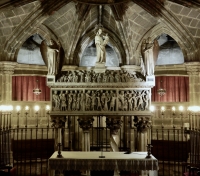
[52,90,60,110]
[85,90,91,110]
[110,93,117,111]
[72,91,77,111]
[96,92,102,111]
[67,91,73,111]
[143,90,150,110]
[95,28,109,63]
[102,72,108,83]
[118,91,125,111]
[108,72,115,82]
[132,91,138,110]
[127,93,133,111]
[97,73,102,83]
[80,91,85,111]
[137,91,145,110]
[60,92,67,111]
[76,93,81,110]
[91,91,97,110]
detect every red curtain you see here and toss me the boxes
[12,76,50,101]
[151,76,189,102]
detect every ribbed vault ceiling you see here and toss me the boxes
[0,0,200,66]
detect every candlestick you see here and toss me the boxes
[57,143,62,158]
[25,106,29,128]
[58,128,62,143]
[146,144,153,159]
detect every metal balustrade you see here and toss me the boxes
[0,119,199,176]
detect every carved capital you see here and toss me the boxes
[50,116,66,128]
[106,116,123,135]
[134,116,151,133]
[0,61,17,74]
[77,116,94,131]
[185,62,200,75]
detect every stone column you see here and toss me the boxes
[77,116,94,151]
[51,116,66,149]
[0,61,17,103]
[185,62,200,106]
[106,116,123,176]
[77,116,94,176]
[134,116,151,151]
[106,116,123,152]
[134,116,152,176]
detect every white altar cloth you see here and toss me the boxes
[48,151,158,176]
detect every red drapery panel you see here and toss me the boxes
[12,76,50,101]
[151,76,189,102]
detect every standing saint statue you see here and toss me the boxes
[141,37,159,76]
[40,39,64,75]
[95,28,109,63]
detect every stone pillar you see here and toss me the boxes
[0,61,17,103]
[134,116,152,176]
[77,116,94,176]
[77,116,94,151]
[185,62,200,106]
[134,116,151,151]
[51,116,66,149]
[106,116,123,176]
[106,116,123,152]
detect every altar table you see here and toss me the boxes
[48,151,158,176]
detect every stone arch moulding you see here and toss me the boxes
[12,26,61,64]
[74,27,126,66]
[137,24,198,63]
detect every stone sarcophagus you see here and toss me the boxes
[47,66,155,116]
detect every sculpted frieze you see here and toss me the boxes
[56,70,144,83]
[51,89,150,112]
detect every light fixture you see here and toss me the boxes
[33,79,42,95]
[161,106,165,112]
[150,105,155,112]
[157,80,166,97]
[25,106,29,128]
[179,106,184,112]
[34,105,40,112]
[188,106,200,112]
[25,106,29,111]
[16,105,21,112]
[46,105,50,111]
[172,106,176,112]
[1,105,13,112]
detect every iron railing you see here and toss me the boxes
[1,122,199,176]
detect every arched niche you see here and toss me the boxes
[156,33,184,65]
[74,28,126,67]
[80,40,119,67]
[17,34,45,65]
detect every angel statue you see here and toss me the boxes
[95,28,109,63]
[141,37,159,76]
[40,39,64,75]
